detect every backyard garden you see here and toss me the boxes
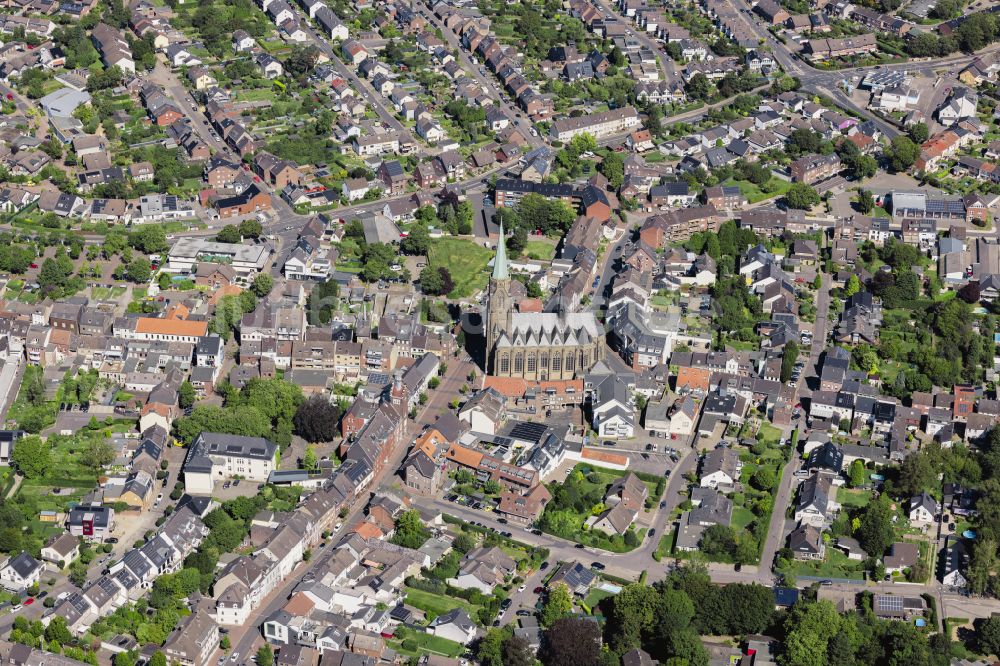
[538,464,664,552]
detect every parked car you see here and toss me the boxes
[591,562,606,571]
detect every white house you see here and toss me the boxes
[937,88,978,125]
[457,388,505,435]
[589,373,635,439]
[341,178,371,202]
[183,433,279,494]
[699,447,741,489]
[908,491,938,525]
[41,533,80,566]
[0,552,42,591]
[428,609,478,644]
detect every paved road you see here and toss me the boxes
[757,271,832,569]
[293,10,405,134]
[592,0,679,84]
[414,2,545,151]
[224,358,474,662]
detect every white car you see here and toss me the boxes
[334,522,343,532]
[517,584,526,592]
[230,653,239,663]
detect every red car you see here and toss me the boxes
[533,586,543,594]
[29,263,37,269]
[5,93,12,100]
[23,598,33,605]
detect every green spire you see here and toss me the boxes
[492,221,510,280]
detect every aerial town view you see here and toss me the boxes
[3,0,1000,663]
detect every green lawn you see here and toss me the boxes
[404,587,482,621]
[538,464,655,553]
[731,507,756,530]
[524,240,556,261]
[91,286,127,300]
[583,588,615,611]
[793,548,866,579]
[389,632,465,658]
[757,422,783,446]
[234,89,277,103]
[837,487,872,508]
[428,237,493,298]
[723,177,791,204]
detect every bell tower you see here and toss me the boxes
[485,223,513,374]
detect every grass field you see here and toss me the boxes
[731,507,756,530]
[793,548,866,579]
[583,588,615,610]
[234,89,277,103]
[757,423,783,446]
[428,238,493,298]
[524,240,556,261]
[91,286,127,300]
[723,177,791,204]
[389,631,465,658]
[404,587,482,621]
[838,487,872,508]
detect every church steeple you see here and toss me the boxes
[492,222,510,281]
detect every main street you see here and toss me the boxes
[224,357,474,662]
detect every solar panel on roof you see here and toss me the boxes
[509,421,550,443]
[877,595,904,611]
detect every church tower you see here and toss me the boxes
[485,223,514,374]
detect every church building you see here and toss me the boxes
[484,225,604,380]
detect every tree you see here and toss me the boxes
[400,224,431,255]
[302,445,318,470]
[178,381,196,410]
[781,340,800,383]
[476,627,510,666]
[81,439,115,472]
[453,532,476,553]
[907,122,929,144]
[751,465,777,491]
[896,452,935,498]
[539,617,602,666]
[857,189,875,215]
[844,274,861,297]
[44,616,72,646]
[599,151,625,190]
[967,538,998,596]
[888,136,920,173]
[977,614,1000,656]
[390,510,430,549]
[113,653,135,666]
[215,225,242,243]
[251,273,273,298]
[785,183,821,210]
[856,495,894,557]
[292,394,342,443]
[150,653,167,666]
[685,73,712,101]
[502,634,534,666]
[11,436,50,479]
[540,582,573,628]
[419,266,454,296]
[255,645,273,666]
[238,219,263,240]
[782,600,843,666]
[848,459,867,487]
[700,524,737,558]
